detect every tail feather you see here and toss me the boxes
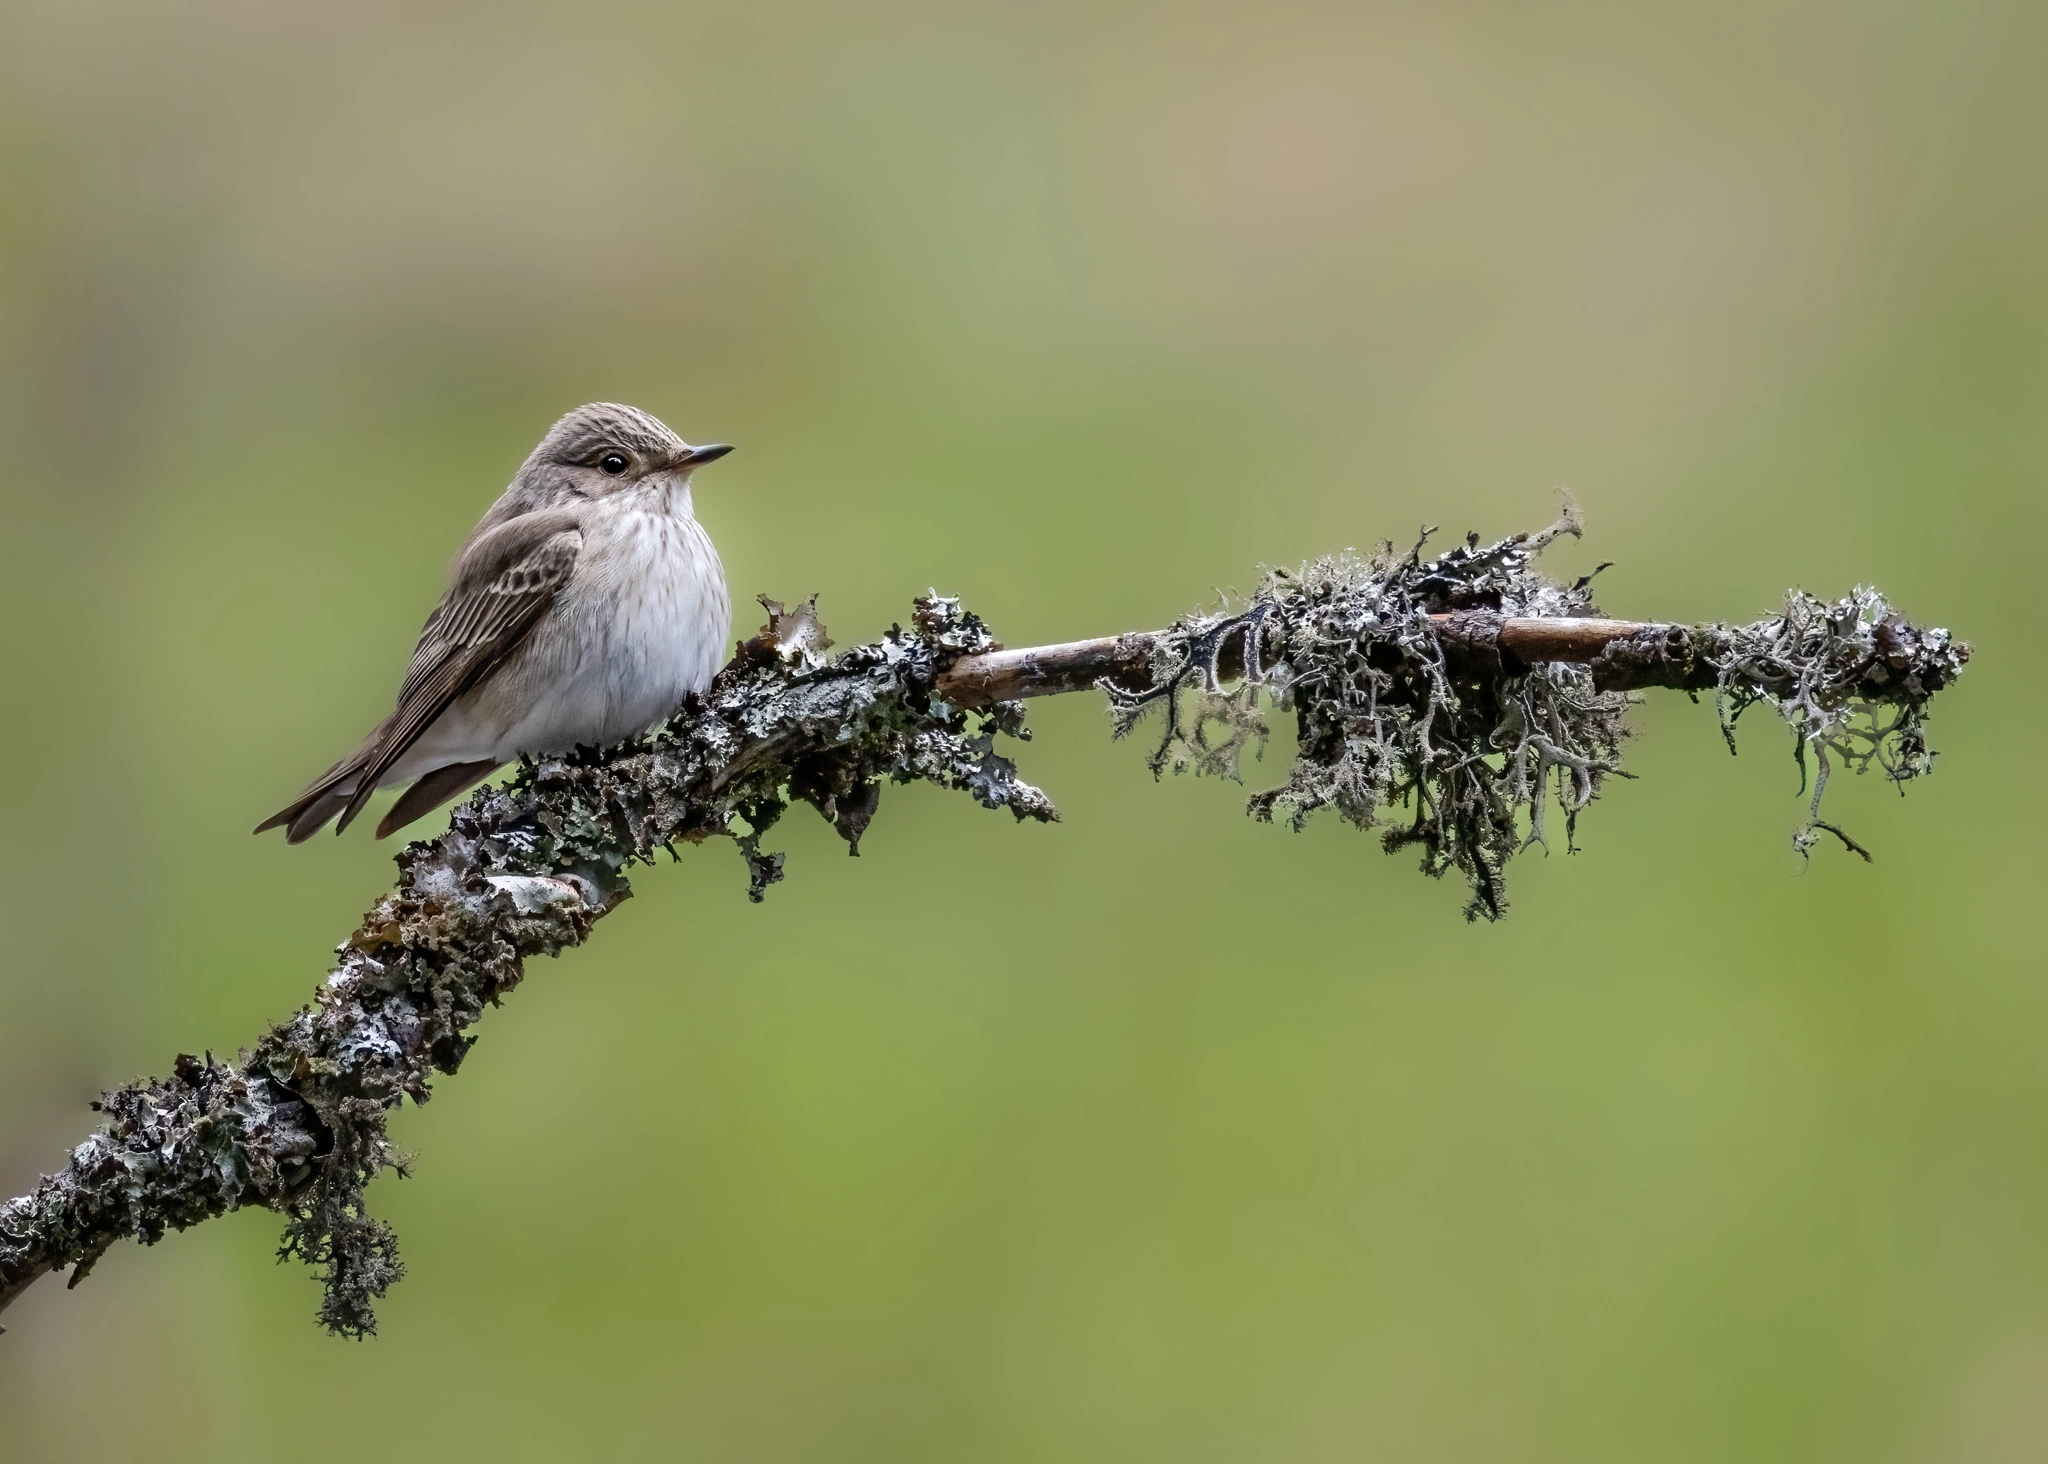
[257,718,395,842]
[375,759,500,840]
[284,786,356,844]
[256,753,369,842]
[255,762,362,842]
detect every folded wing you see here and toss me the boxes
[256,508,584,841]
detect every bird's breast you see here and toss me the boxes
[578,503,730,728]
[469,499,729,758]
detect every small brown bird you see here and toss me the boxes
[258,403,733,843]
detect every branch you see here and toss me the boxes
[0,592,1051,1335]
[936,614,1707,705]
[0,524,1969,1335]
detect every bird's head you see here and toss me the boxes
[525,402,733,501]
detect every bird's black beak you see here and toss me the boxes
[678,442,734,467]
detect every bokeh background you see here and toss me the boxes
[2,2,2043,1459]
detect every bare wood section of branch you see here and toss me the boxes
[935,614,1706,706]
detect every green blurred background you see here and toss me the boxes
[1,2,2043,1459]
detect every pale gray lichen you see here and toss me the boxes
[1108,512,1968,920]
[1705,585,1967,862]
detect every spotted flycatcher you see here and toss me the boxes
[258,403,733,842]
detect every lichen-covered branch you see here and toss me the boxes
[0,518,1969,1335]
[940,615,1715,705]
[1093,515,1967,919]
[0,594,1052,1336]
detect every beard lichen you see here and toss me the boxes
[1107,510,1967,920]
[1707,585,1966,862]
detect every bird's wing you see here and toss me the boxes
[333,508,584,833]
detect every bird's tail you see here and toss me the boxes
[258,739,500,843]
[254,757,366,843]
[255,717,393,842]
[373,758,500,839]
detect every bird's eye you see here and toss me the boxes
[599,452,630,476]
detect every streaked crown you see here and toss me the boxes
[534,403,688,467]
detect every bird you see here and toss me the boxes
[257,403,733,843]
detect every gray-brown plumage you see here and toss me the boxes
[258,404,732,843]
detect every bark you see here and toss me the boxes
[934,613,1709,706]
